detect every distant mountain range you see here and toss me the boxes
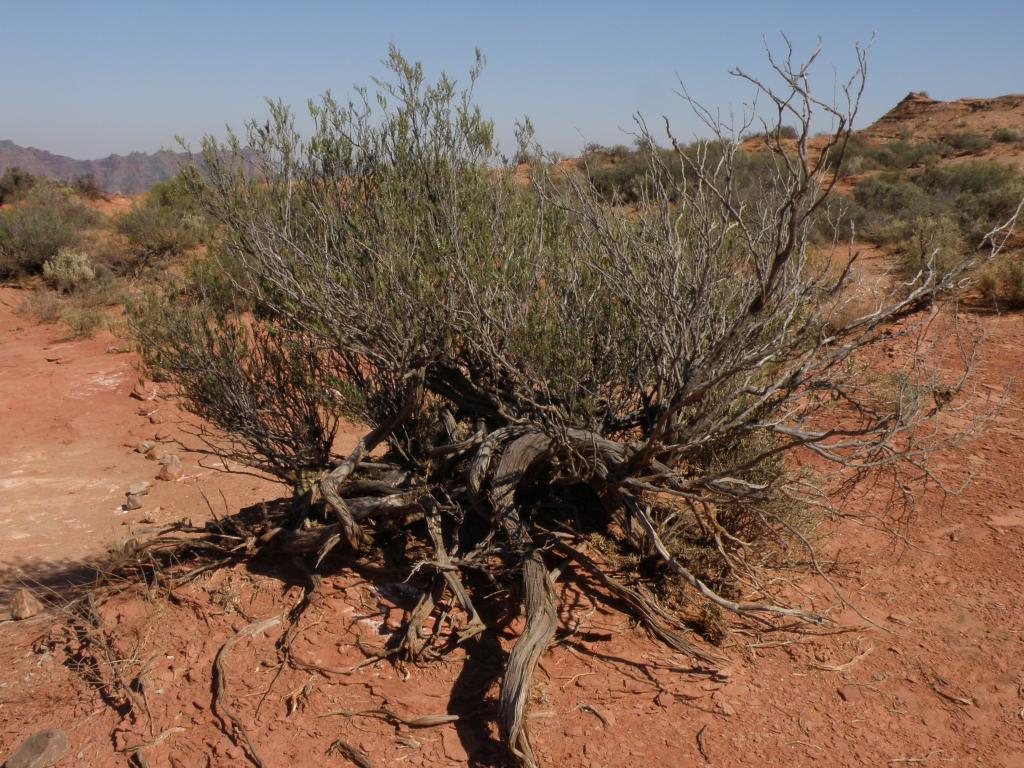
[0,140,187,194]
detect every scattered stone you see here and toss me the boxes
[934,575,954,586]
[145,445,168,462]
[148,412,165,424]
[3,729,69,768]
[127,481,152,497]
[124,494,143,511]
[9,588,44,620]
[158,456,183,481]
[130,380,157,401]
[153,430,171,441]
[135,441,156,454]
[106,344,131,354]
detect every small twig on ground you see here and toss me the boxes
[213,616,282,768]
[696,723,711,763]
[119,727,186,768]
[327,738,375,768]
[888,750,942,764]
[810,645,874,673]
[575,703,609,727]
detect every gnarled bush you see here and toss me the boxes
[130,44,1018,768]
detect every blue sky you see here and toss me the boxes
[2,1,1022,159]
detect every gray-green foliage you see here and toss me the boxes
[0,183,101,278]
[115,173,207,264]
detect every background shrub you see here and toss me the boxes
[979,255,1024,307]
[0,167,38,204]
[0,184,101,278]
[993,127,1024,144]
[942,131,994,154]
[43,248,97,293]
[115,173,207,265]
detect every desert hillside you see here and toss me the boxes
[862,91,1024,143]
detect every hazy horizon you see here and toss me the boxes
[3,0,1022,161]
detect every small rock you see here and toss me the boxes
[124,494,143,511]
[135,441,156,454]
[127,481,152,497]
[10,588,44,620]
[148,412,165,424]
[153,430,171,441]
[934,575,953,586]
[837,685,860,702]
[887,613,913,626]
[145,445,168,462]
[130,380,157,401]
[106,345,131,354]
[2,728,68,768]
[158,457,183,481]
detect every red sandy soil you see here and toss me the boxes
[1,296,1024,767]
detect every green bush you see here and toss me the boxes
[979,255,1024,307]
[0,184,101,278]
[0,167,37,204]
[942,131,994,154]
[895,214,967,283]
[115,173,207,264]
[71,173,106,201]
[60,304,107,339]
[829,135,953,176]
[993,127,1024,143]
[849,161,1024,249]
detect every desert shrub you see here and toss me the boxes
[894,214,967,284]
[829,135,952,175]
[0,184,101,278]
[993,127,1024,143]
[129,45,1010,767]
[131,263,343,492]
[42,248,96,293]
[115,173,206,265]
[978,254,1024,307]
[942,131,993,154]
[71,173,106,200]
[60,304,107,339]
[744,124,799,141]
[16,287,63,324]
[850,161,1024,252]
[0,167,37,204]
[915,161,1024,239]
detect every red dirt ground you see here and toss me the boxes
[1,284,1023,767]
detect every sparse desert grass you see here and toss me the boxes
[17,287,63,324]
[993,127,1024,144]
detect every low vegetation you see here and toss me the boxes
[0,183,101,278]
[849,160,1024,298]
[122,44,1019,768]
[114,174,207,266]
